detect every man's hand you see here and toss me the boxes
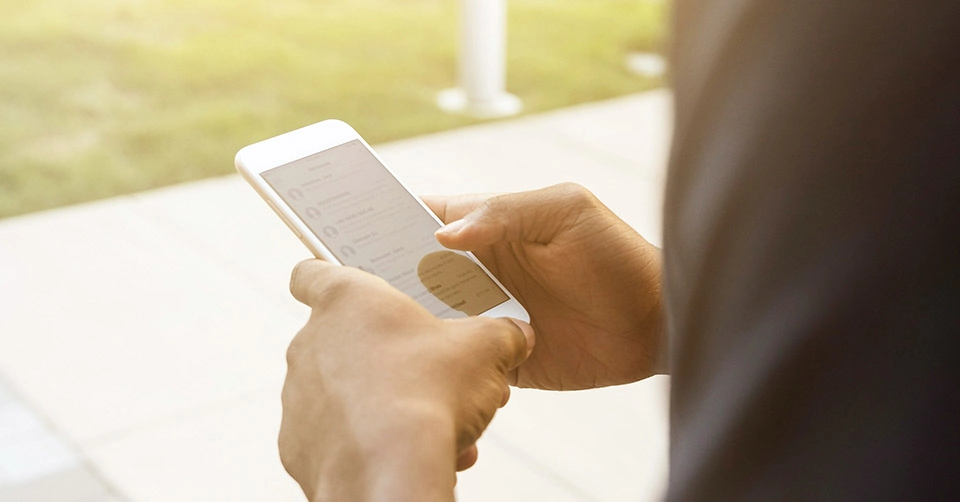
[425,183,665,391]
[279,260,533,502]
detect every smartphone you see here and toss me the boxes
[235,119,529,322]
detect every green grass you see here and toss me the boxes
[0,0,667,218]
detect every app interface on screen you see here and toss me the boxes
[262,139,509,319]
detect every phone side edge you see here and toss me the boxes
[235,149,344,265]
[482,300,530,323]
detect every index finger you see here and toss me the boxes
[421,193,497,224]
[289,259,339,306]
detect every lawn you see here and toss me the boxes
[0,0,667,218]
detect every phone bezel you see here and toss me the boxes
[235,119,529,322]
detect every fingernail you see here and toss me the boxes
[436,218,467,236]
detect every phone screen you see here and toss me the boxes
[261,139,509,319]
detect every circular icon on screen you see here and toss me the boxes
[305,207,321,219]
[323,226,339,239]
[288,189,304,201]
[340,245,357,258]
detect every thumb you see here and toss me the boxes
[456,317,535,373]
[434,183,594,250]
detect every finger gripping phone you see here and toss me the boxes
[235,119,529,322]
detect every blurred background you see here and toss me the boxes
[0,0,667,218]
[1,0,673,500]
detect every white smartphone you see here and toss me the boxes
[235,119,529,322]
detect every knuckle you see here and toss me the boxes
[472,317,525,369]
[285,321,321,370]
[315,269,353,299]
[458,403,495,450]
[500,384,512,408]
[305,268,357,308]
[277,424,296,475]
[553,182,596,206]
[477,193,519,223]
[478,195,505,219]
[494,318,526,357]
[477,377,503,420]
[285,335,303,368]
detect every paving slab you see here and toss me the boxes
[0,90,673,501]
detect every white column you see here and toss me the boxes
[437,0,522,118]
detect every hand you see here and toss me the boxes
[425,183,665,391]
[279,260,534,502]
